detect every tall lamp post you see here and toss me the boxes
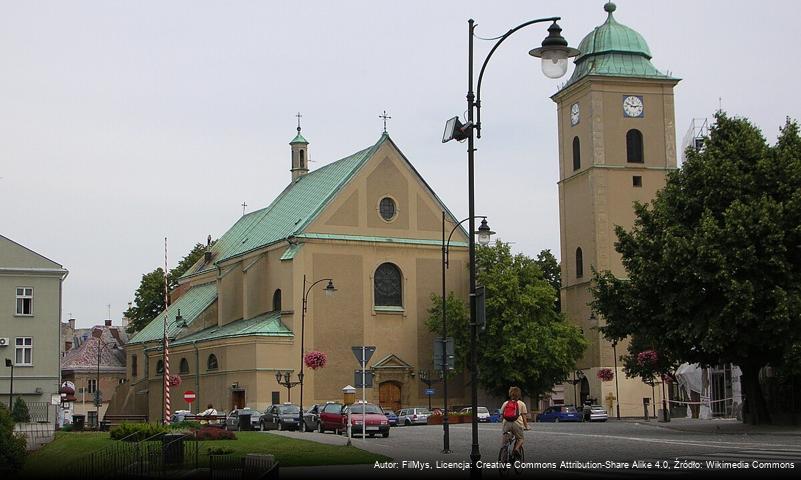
[418,369,441,411]
[568,369,585,408]
[4,358,13,410]
[441,212,494,454]
[94,338,118,430]
[275,371,301,402]
[298,276,336,431]
[442,17,578,471]
[612,341,621,420]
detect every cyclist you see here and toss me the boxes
[500,386,529,456]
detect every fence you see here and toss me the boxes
[0,400,52,423]
[75,431,199,479]
[210,454,279,480]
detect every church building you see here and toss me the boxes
[553,3,680,416]
[119,128,470,419]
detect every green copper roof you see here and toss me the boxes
[295,233,468,248]
[563,3,677,88]
[280,243,302,261]
[290,132,308,144]
[128,282,217,345]
[171,310,292,347]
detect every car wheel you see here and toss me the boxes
[382,431,389,438]
[260,421,265,431]
[554,417,560,423]
[405,419,412,426]
[278,421,284,431]
[318,422,325,433]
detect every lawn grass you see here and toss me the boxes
[19,430,388,478]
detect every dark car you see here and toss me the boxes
[225,408,262,430]
[259,404,301,431]
[382,408,398,426]
[535,405,582,423]
[302,404,324,432]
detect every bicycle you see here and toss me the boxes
[498,431,525,476]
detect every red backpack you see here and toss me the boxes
[502,400,519,422]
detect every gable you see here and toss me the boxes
[0,235,63,270]
[372,353,413,369]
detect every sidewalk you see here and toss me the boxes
[613,416,801,436]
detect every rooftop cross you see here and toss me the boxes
[241,201,248,216]
[379,110,391,133]
[296,112,303,133]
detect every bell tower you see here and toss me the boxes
[290,113,309,182]
[552,2,680,415]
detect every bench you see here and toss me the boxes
[102,414,148,430]
[182,414,227,428]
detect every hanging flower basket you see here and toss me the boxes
[636,350,658,366]
[168,375,182,387]
[597,368,614,382]
[304,351,328,370]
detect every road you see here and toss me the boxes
[272,419,801,478]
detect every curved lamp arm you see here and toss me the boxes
[473,17,560,138]
[444,216,487,268]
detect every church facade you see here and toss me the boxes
[553,3,680,416]
[121,131,470,419]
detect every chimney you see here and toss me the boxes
[69,318,75,330]
[105,319,112,326]
[290,118,310,182]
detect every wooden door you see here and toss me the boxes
[379,382,401,412]
[231,390,245,410]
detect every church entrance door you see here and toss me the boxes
[379,382,401,412]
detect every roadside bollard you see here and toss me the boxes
[643,398,650,421]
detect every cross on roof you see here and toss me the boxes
[241,201,248,216]
[379,110,391,133]
[296,112,302,132]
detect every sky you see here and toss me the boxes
[1,1,799,329]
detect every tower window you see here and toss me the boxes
[576,248,584,278]
[572,137,581,171]
[273,289,282,312]
[374,263,402,307]
[626,129,644,163]
[299,149,305,169]
[179,358,190,374]
[633,176,642,187]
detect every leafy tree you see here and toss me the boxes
[427,242,586,399]
[10,397,30,423]
[125,242,209,334]
[0,404,26,471]
[592,112,801,425]
[535,249,561,314]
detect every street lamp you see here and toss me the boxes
[275,370,301,402]
[568,369,585,408]
[94,338,118,430]
[442,16,578,471]
[441,211,494,454]
[4,358,13,410]
[612,341,621,420]
[299,276,336,431]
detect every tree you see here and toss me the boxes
[592,112,801,425]
[125,242,209,334]
[535,249,561,314]
[427,242,586,399]
[10,397,30,423]
[0,404,26,472]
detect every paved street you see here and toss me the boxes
[273,419,801,478]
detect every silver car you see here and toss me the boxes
[584,405,609,422]
[397,407,431,426]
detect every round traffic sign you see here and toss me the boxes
[183,390,196,403]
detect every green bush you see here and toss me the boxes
[206,446,235,456]
[110,422,169,441]
[11,398,30,423]
[0,404,27,472]
[170,420,201,431]
[60,423,74,432]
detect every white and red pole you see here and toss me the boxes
[163,238,171,424]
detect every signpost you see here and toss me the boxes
[352,346,376,440]
[184,391,196,404]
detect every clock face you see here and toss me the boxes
[623,95,644,117]
[570,103,580,126]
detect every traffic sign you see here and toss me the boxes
[352,346,376,367]
[425,388,435,396]
[183,391,196,403]
[355,370,374,388]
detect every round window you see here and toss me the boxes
[379,197,396,221]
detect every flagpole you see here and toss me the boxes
[163,237,171,425]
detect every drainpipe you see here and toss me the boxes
[143,349,149,420]
[193,341,200,414]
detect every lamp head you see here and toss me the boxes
[528,21,580,79]
[476,218,495,246]
[575,369,585,380]
[324,280,337,297]
[274,371,283,383]
[442,116,472,143]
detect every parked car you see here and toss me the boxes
[318,402,346,433]
[302,404,324,432]
[345,403,390,437]
[382,408,398,427]
[583,405,609,422]
[489,408,502,423]
[535,405,582,423]
[225,408,262,430]
[458,406,491,422]
[397,407,432,426]
[259,404,301,431]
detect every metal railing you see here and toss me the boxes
[0,400,51,423]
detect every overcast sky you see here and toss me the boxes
[2,1,799,329]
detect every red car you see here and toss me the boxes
[318,402,389,438]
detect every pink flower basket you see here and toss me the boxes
[636,350,658,366]
[304,351,328,370]
[597,368,614,382]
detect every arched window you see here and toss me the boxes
[131,354,138,377]
[273,289,282,312]
[207,354,218,371]
[572,136,581,171]
[156,359,164,375]
[374,263,402,307]
[299,149,305,169]
[576,247,584,278]
[179,358,189,375]
[626,129,644,163]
